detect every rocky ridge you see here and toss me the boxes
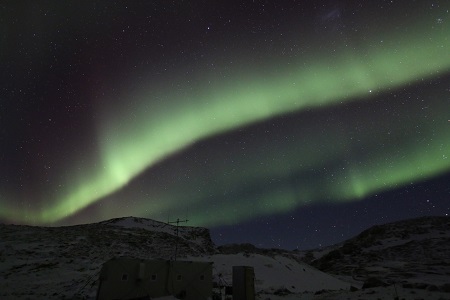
[309,216,450,291]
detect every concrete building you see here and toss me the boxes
[96,257,212,300]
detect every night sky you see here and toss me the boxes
[1,1,449,250]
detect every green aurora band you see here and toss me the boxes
[2,16,449,225]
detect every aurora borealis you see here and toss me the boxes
[1,1,449,249]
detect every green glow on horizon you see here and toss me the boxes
[2,16,450,225]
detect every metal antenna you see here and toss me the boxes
[168,218,188,261]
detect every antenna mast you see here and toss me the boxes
[168,218,188,261]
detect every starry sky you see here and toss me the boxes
[1,1,449,250]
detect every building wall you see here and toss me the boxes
[96,258,212,300]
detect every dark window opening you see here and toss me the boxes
[176,274,182,281]
[200,274,205,280]
[121,274,128,281]
[151,274,157,281]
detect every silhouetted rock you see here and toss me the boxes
[362,277,388,289]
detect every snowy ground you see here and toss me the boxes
[196,253,352,293]
[257,287,450,300]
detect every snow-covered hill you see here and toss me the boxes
[0,216,350,299]
[0,216,216,299]
[310,216,450,292]
[1,216,449,299]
